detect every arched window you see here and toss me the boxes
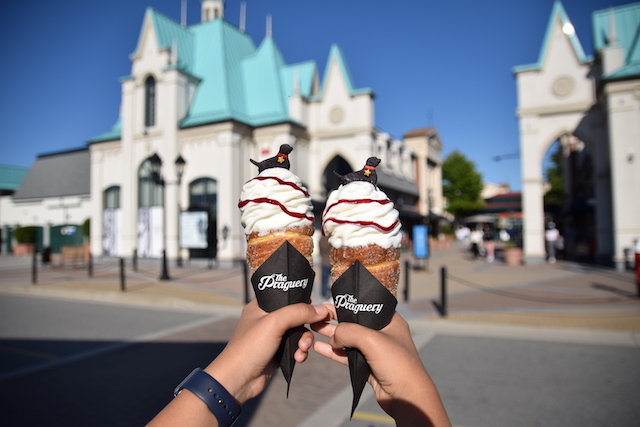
[103,186,122,257]
[103,186,120,209]
[189,178,217,211]
[145,76,156,128]
[138,158,163,207]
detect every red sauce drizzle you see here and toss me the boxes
[323,198,391,216]
[321,198,397,235]
[238,198,314,222]
[251,176,309,197]
[322,217,399,235]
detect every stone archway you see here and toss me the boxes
[513,2,611,264]
[322,155,352,195]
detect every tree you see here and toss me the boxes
[442,150,484,218]
[82,218,91,240]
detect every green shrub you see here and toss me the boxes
[82,218,91,239]
[14,226,37,244]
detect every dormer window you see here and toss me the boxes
[145,76,156,128]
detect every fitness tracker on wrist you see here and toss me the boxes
[174,367,241,426]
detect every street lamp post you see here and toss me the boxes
[175,155,186,267]
[149,153,186,281]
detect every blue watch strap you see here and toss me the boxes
[174,368,241,427]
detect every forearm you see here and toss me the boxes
[389,378,451,427]
[147,356,245,426]
[147,389,219,427]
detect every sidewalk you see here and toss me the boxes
[1,249,639,427]
[400,242,640,331]
[0,245,639,331]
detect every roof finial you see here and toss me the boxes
[266,14,272,38]
[608,7,618,44]
[240,2,246,32]
[181,0,187,27]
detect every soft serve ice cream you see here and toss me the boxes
[238,146,315,271]
[239,167,314,236]
[321,157,402,295]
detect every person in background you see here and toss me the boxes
[483,225,496,263]
[469,226,484,259]
[545,221,560,264]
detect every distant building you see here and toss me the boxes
[0,165,28,196]
[403,127,445,220]
[0,1,445,262]
[481,182,510,200]
[513,1,640,269]
[81,1,440,263]
[0,149,90,254]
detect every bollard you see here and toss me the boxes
[243,260,250,304]
[32,249,37,285]
[132,249,138,272]
[119,258,126,292]
[403,260,410,302]
[440,266,447,317]
[635,245,640,298]
[88,252,93,277]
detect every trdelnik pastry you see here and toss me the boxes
[238,144,315,272]
[321,157,402,295]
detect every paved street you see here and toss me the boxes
[0,245,639,426]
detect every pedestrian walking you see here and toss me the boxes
[545,222,560,264]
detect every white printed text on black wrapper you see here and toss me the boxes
[334,294,384,315]
[257,273,309,292]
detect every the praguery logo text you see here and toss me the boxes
[257,273,309,292]
[334,293,384,315]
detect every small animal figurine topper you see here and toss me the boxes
[250,144,293,172]
[334,157,381,186]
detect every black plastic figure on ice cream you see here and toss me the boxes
[250,144,293,172]
[334,157,381,186]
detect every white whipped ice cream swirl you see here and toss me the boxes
[322,181,401,249]
[239,168,314,235]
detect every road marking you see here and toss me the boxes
[352,411,394,424]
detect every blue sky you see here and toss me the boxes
[0,0,630,191]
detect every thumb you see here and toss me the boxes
[271,303,330,332]
[330,322,375,351]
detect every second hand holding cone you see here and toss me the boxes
[322,157,402,416]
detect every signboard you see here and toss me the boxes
[413,225,429,259]
[137,207,164,258]
[180,211,208,249]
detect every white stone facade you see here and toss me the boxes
[514,2,640,269]
[87,2,440,264]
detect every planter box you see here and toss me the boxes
[12,243,35,256]
[61,246,84,266]
[504,248,522,266]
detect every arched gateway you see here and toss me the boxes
[513,2,640,269]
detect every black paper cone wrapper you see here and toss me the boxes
[331,260,397,417]
[251,241,315,396]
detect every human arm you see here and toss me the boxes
[148,300,330,426]
[312,307,451,427]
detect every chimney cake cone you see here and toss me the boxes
[239,144,314,271]
[322,158,401,296]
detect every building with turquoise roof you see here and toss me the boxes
[86,0,441,263]
[513,1,640,269]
